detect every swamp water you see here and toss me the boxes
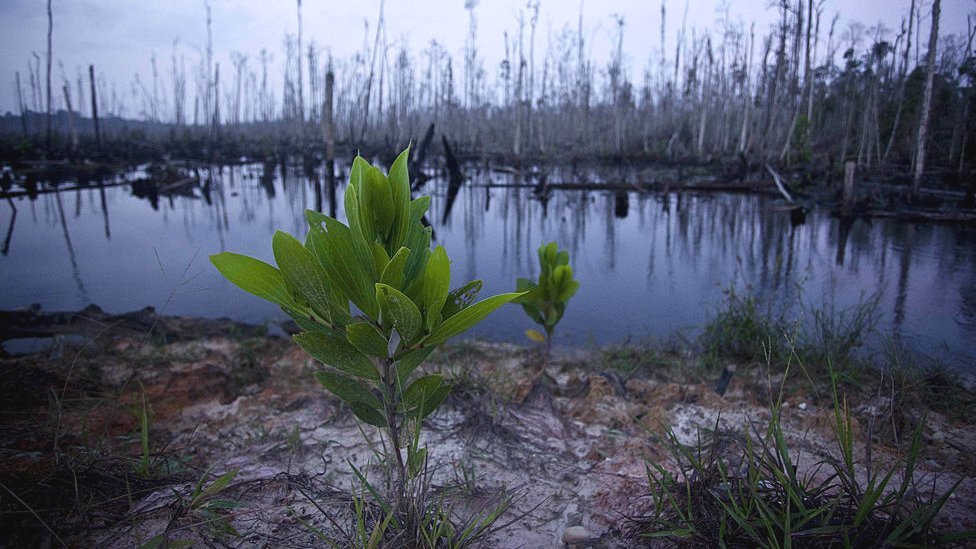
[1,161,973,368]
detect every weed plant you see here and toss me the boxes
[700,284,880,373]
[629,353,973,547]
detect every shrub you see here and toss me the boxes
[515,241,579,358]
[210,149,522,528]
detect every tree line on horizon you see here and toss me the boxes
[8,0,973,189]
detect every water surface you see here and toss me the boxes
[1,162,973,368]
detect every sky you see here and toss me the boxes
[0,0,973,117]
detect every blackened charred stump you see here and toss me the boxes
[409,122,436,191]
[260,158,276,199]
[714,364,736,396]
[441,134,464,224]
[790,206,807,227]
[835,215,856,266]
[614,189,629,218]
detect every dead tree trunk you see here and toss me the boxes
[409,122,435,187]
[913,0,940,195]
[321,70,335,164]
[884,0,915,163]
[738,25,755,154]
[212,63,221,142]
[45,0,53,151]
[15,72,28,139]
[89,65,101,150]
[296,0,304,141]
[62,85,78,154]
[321,70,336,217]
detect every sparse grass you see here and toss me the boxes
[229,337,270,394]
[629,357,974,547]
[599,339,694,381]
[699,284,881,376]
[293,454,523,548]
[700,286,790,367]
[2,308,971,546]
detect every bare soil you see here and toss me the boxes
[1,309,973,547]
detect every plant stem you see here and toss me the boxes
[545,328,553,368]
[381,357,407,518]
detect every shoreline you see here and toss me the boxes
[1,307,974,546]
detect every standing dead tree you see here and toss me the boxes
[45,0,53,150]
[913,0,940,194]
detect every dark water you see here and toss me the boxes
[1,162,974,368]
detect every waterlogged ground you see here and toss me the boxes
[1,313,974,547]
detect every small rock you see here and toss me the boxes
[798,402,808,411]
[562,525,593,544]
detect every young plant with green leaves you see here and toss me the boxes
[209,149,521,524]
[515,242,579,357]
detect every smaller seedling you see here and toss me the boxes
[127,385,156,479]
[516,242,579,358]
[138,468,241,548]
[184,468,242,538]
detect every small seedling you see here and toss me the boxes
[210,148,522,523]
[127,385,156,479]
[516,241,579,359]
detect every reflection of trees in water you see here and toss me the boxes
[6,162,974,362]
[54,188,89,302]
[604,192,616,271]
[894,224,915,332]
[2,198,16,255]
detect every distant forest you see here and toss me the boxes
[4,0,974,185]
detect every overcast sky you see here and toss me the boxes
[0,0,973,116]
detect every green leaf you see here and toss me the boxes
[365,166,394,240]
[294,331,379,380]
[346,158,376,245]
[272,231,336,323]
[422,246,451,331]
[519,301,544,327]
[282,307,334,334]
[402,375,451,420]
[305,215,378,319]
[426,292,525,346]
[200,499,242,510]
[371,241,391,276]
[558,279,581,302]
[375,283,422,345]
[395,346,437,380]
[387,147,412,252]
[191,469,238,509]
[346,322,390,358]
[314,371,383,413]
[441,280,482,319]
[210,252,300,311]
[525,329,546,343]
[342,181,379,281]
[402,197,431,283]
[349,401,388,427]
[407,446,427,478]
[380,247,411,290]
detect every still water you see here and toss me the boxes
[1,162,973,368]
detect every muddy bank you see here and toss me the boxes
[1,308,974,547]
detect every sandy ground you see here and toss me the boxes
[2,316,974,547]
